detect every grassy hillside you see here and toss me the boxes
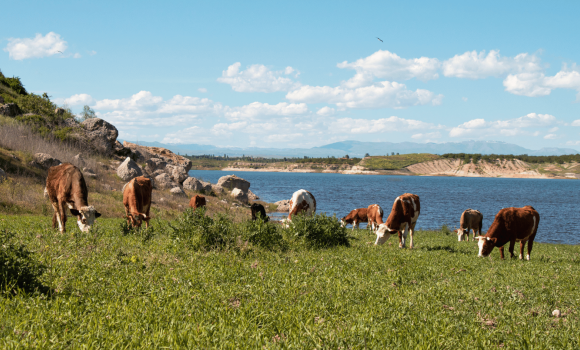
[360,153,441,170]
[1,215,578,348]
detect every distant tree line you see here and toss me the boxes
[441,153,580,164]
[185,154,362,165]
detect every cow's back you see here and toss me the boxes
[46,163,88,204]
[289,189,316,216]
[124,177,152,213]
[461,209,482,228]
[489,206,539,242]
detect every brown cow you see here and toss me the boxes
[340,208,369,230]
[189,194,206,209]
[280,189,316,227]
[477,206,539,260]
[367,204,384,230]
[123,176,152,228]
[375,193,420,248]
[455,209,483,242]
[45,163,101,233]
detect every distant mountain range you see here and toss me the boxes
[122,140,579,158]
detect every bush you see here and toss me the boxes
[286,213,350,248]
[169,207,234,250]
[0,76,27,95]
[0,229,48,295]
[241,216,287,251]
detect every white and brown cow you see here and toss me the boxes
[281,189,316,226]
[477,206,539,260]
[367,204,384,231]
[375,193,420,248]
[123,176,153,228]
[456,209,483,242]
[46,163,101,233]
[341,208,369,230]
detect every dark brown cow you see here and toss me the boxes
[375,193,420,248]
[367,204,384,230]
[340,208,369,230]
[477,206,539,260]
[189,194,206,209]
[251,203,269,222]
[123,176,152,228]
[455,209,483,242]
[45,163,101,233]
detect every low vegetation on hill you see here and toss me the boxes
[360,153,441,170]
[442,153,580,164]
[186,155,362,170]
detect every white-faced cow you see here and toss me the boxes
[367,204,384,230]
[477,206,539,261]
[341,208,368,230]
[456,209,483,242]
[375,193,420,248]
[123,176,152,228]
[46,163,101,233]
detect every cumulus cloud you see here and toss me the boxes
[544,134,558,139]
[316,106,336,116]
[198,88,207,93]
[286,81,443,109]
[217,62,300,92]
[449,113,557,138]
[443,50,542,79]
[330,116,439,134]
[4,32,68,60]
[223,102,309,121]
[411,132,442,140]
[59,93,95,106]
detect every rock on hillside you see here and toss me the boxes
[117,157,143,181]
[275,199,290,212]
[230,188,248,204]
[0,168,7,183]
[31,153,61,169]
[0,103,21,117]
[81,118,119,155]
[123,141,192,172]
[217,175,250,192]
[183,177,204,191]
[155,173,179,189]
[406,158,544,178]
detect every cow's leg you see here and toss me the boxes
[400,223,408,248]
[518,241,527,260]
[57,201,67,233]
[51,202,59,229]
[508,239,516,259]
[466,229,470,242]
[526,236,535,261]
[353,220,358,230]
[409,222,416,249]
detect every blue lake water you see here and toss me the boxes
[189,170,579,245]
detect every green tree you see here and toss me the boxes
[79,105,96,120]
[364,153,370,157]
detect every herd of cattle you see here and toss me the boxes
[44,163,540,261]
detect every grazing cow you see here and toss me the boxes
[251,203,269,222]
[123,176,152,228]
[340,208,368,230]
[375,193,420,248]
[288,189,316,221]
[455,209,483,242]
[367,204,384,230]
[477,206,539,260]
[45,163,101,233]
[189,194,206,209]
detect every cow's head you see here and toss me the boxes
[476,236,497,257]
[340,218,347,227]
[456,228,467,241]
[127,213,148,228]
[375,224,396,245]
[70,206,101,232]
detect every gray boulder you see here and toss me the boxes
[200,181,213,193]
[248,190,259,201]
[183,177,204,191]
[116,157,142,181]
[55,108,65,116]
[231,188,249,204]
[172,166,188,183]
[72,153,85,167]
[155,173,179,189]
[32,153,61,169]
[275,199,290,212]
[152,169,166,177]
[211,184,225,194]
[170,187,186,196]
[0,168,6,183]
[217,175,250,192]
[81,118,119,154]
[0,103,21,117]
[146,158,167,173]
[63,118,78,128]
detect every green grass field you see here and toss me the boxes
[1,214,579,349]
[361,154,441,170]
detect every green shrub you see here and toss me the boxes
[0,229,48,295]
[169,207,234,250]
[0,76,27,95]
[286,213,350,248]
[241,216,287,251]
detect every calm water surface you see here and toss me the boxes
[189,170,579,245]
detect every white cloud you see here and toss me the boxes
[566,140,580,146]
[443,50,541,79]
[316,106,335,116]
[571,120,580,126]
[265,133,304,143]
[330,116,439,134]
[89,50,97,56]
[544,134,558,139]
[211,122,248,136]
[59,93,94,106]
[549,127,559,132]
[286,81,443,109]
[449,113,557,138]
[198,88,207,93]
[337,50,441,83]
[462,97,468,102]
[73,53,81,59]
[4,32,68,60]
[217,62,300,92]
[411,132,442,140]
[223,102,309,121]
[504,64,580,98]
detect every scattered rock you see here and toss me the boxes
[114,140,132,157]
[63,117,78,128]
[72,154,85,167]
[0,168,6,183]
[81,118,119,155]
[248,190,259,200]
[170,187,186,196]
[146,157,167,173]
[123,141,192,172]
[31,153,61,169]
[231,188,249,204]
[172,166,188,184]
[183,177,204,191]
[83,167,97,178]
[54,108,65,116]
[0,103,21,117]
[211,184,225,194]
[217,175,250,192]
[275,199,290,212]
[101,184,113,191]
[199,181,213,193]
[552,310,561,318]
[155,173,179,189]
[152,169,166,177]
[116,157,143,181]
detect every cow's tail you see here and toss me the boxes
[43,187,48,199]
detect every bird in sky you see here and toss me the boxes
[376,37,383,42]
[57,51,63,54]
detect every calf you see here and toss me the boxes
[367,204,384,230]
[456,209,483,242]
[341,208,368,230]
[45,163,101,233]
[477,206,539,260]
[288,189,316,221]
[251,203,269,222]
[189,194,206,209]
[123,176,152,228]
[375,193,420,248]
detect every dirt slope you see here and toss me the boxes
[406,158,546,178]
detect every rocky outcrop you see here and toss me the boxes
[248,190,259,201]
[54,108,65,116]
[0,168,6,183]
[31,153,61,169]
[230,188,249,204]
[0,103,21,117]
[183,177,204,191]
[81,118,119,155]
[114,140,132,157]
[72,153,85,167]
[146,158,167,173]
[123,141,192,172]
[83,167,97,178]
[170,187,186,196]
[116,157,143,181]
[275,199,290,212]
[169,165,188,184]
[199,181,213,193]
[217,175,250,192]
[155,173,179,189]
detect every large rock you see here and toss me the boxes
[32,153,61,169]
[172,166,188,183]
[211,184,225,194]
[217,175,250,192]
[81,118,119,154]
[146,158,167,173]
[275,199,290,212]
[230,188,249,204]
[200,181,213,193]
[63,117,78,128]
[155,173,179,189]
[248,190,259,201]
[116,157,142,181]
[123,141,192,172]
[183,177,204,191]
[0,168,6,183]
[170,187,186,196]
[72,153,85,167]
[0,103,21,117]
[55,108,65,116]
[114,140,132,157]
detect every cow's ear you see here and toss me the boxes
[95,212,102,218]
[70,209,80,216]
[490,237,498,244]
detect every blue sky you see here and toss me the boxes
[1,0,580,150]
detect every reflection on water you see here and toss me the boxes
[189,170,579,245]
